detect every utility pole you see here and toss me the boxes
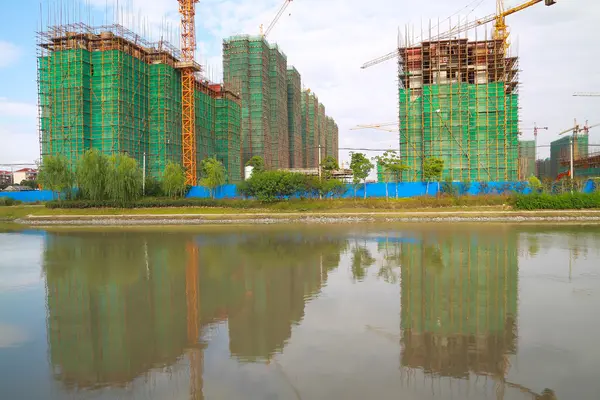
[318,144,322,180]
[318,145,322,200]
[570,136,574,189]
[142,152,146,195]
[533,123,548,177]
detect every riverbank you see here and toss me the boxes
[11,209,600,225]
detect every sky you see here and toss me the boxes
[0,0,597,168]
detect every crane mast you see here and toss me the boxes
[178,0,201,185]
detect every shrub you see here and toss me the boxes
[528,175,542,193]
[46,198,258,210]
[238,170,306,202]
[144,177,164,197]
[512,192,600,210]
[0,197,22,206]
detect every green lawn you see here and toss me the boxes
[0,200,511,221]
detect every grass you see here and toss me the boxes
[2,195,600,223]
[1,197,510,220]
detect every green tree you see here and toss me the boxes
[374,151,407,199]
[238,171,303,202]
[320,179,346,199]
[19,180,38,190]
[105,153,143,206]
[528,175,542,194]
[245,156,265,176]
[76,149,109,200]
[38,155,74,201]
[320,156,339,179]
[161,162,186,198]
[200,157,226,199]
[423,157,444,196]
[144,176,164,197]
[350,152,374,199]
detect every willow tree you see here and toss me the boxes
[106,153,143,206]
[77,149,109,200]
[200,157,226,199]
[38,155,74,201]
[161,162,187,198]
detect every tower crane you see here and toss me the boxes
[177,0,201,185]
[521,124,548,140]
[558,119,600,179]
[361,0,557,70]
[521,123,548,176]
[573,92,600,97]
[260,0,293,39]
[351,122,399,132]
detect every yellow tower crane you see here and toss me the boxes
[177,0,201,185]
[361,0,557,69]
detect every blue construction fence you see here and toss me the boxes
[187,181,562,200]
[1,180,596,204]
[0,190,55,203]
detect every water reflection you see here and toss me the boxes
[399,229,519,379]
[43,230,347,397]
[27,225,600,399]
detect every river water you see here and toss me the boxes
[1,223,599,400]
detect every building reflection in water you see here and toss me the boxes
[389,227,556,399]
[42,230,347,398]
[399,228,519,379]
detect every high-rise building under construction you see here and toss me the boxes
[38,24,338,184]
[223,35,338,170]
[37,24,243,183]
[398,37,519,182]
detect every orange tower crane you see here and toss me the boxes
[177,0,201,185]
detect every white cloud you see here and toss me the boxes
[0,99,38,163]
[0,41,21,68]
[0,98,37,118]
[83,0,600,166]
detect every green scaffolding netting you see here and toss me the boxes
[287,68,302,168]
[39,47,242,183]
[399,82,519,182]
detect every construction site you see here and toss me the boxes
[37,1,338,186]
[32,0,598,190]
[222,35,338,169]
[359,0,589,183]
